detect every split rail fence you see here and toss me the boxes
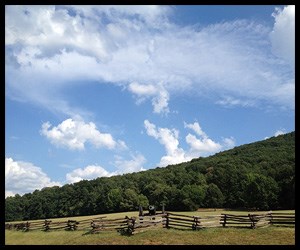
[5,211,294,235]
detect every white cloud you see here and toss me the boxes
[186,133,222,154]
[40,117,125,150]
[270,5,295,67]
[184,121,207,138]
[128,82,157,96]
[128,82,169,114]
[66,165,112,183]
[184,121,235,157]
[5,5,295,116]
[274,129,286,137]
[144,120,189,166]
[65,152,147,183]
[215,96,257,108]
[152,88,169,114]
[222,137,236,149]
[144,120,236,166]
[265,128,287,140]
[113,153,147,174]
[5,157,60,197]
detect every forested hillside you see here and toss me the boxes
[5,132,295,221]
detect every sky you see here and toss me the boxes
[5,5,295,198]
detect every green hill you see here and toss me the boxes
[5,132,295,221]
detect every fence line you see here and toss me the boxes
[5,211,294,235]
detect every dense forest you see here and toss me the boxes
[5,132,295,221]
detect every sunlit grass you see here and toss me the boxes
[5,209,295,245]
[5,226,295,245]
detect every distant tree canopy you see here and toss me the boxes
[5,132,295,221]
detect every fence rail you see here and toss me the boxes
[5,211,294,235]
[269,212,295,226]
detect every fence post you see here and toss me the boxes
[222,214,227,227]
[248,214,255,229]
[139,205,143,216]
[25,221,30,231]
[131,217,136,232]
[196,217,201,229]
[165,213,169,229]
[192,217,198,230]
[269,211,273,225]
[90,220,96,233]
[44,220,51,231]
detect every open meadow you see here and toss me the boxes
[5,209,294,245]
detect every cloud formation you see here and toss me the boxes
[274,129,286,137]
[265,128,287,139]
[40,117,126,150]
[5,157,60,197]
[66,165,112,183]
[144,119,187,166]
[184,121,235,158]
[270,5,295,67]
[6,5,295,117]
[128,82,169,114]
[6,151,147,194]
[144,120,235,167]
[113,153,147,174]
[65,153,146,184]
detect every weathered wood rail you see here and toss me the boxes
[5,211,295,235]
[88,217,130,234]
[220,212,272,229]
[135,214,166,231]
[269,212,295,226]
[164,212,222,230]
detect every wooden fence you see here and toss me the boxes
[134,214,166,232]
[163,211,295,230]
[269,212,295,226]
[164,212,222,230]
[88,216,131,234]
[220,212,272,229]
[5,211,295,235]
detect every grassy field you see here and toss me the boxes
[5,209,295,245]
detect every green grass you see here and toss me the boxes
[5,209,295,245]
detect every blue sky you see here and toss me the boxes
[5,5,295,197]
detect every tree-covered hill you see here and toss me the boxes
[5,132,295,221]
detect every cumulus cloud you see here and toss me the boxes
[270,5,295,67]
[222,137,236,148]
[5,5,295,117]
[66,165,112,183]
[265,128,287,139]
[6,152,147,187]
[144,120,236,166]
[128,82,169,114]
[40,117,126,150]
[185,134,222,154]
[144,120,188,166]
[274,129,286,137]
[184,122,207,138]
[184,121,235,157]
[65,153,146,183]
[5,157,60,197]
[128,82,158,96]
[113,153,147,174]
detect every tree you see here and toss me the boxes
[5,195,24,221]
[182,184,206,208]
[243,173,279,210]
[120,189,140,211]
[106,188,122,212]
[204,183,224,208]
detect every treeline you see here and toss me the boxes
[5,132,295,221]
